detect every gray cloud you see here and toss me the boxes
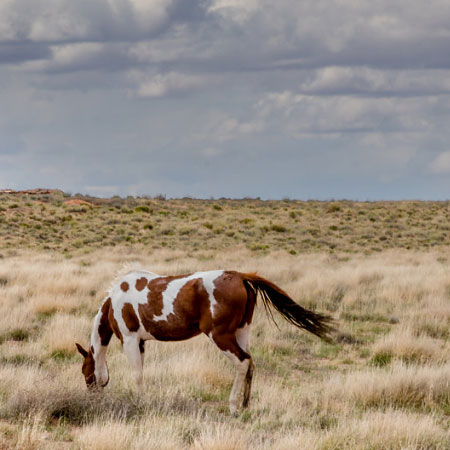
[1,0,450,199]
[0,43,51,64]
[299,68,450,97]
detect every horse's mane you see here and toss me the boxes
[106,262,154,297]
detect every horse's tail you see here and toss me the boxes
[242,273,335,342]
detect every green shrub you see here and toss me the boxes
[371,352,393,367]
[0,328,30,343]
[271,224,287,233]
[135,205,152,213]
[327,204,341,213]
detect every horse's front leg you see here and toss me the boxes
[123,337,144,389]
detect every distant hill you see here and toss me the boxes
[0,188,64,195]
[0,190,449,254]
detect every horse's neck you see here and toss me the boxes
[90,309,107,366]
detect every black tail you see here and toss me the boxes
[242,273,335,342]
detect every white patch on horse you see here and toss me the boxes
[202,270,224,317]
[90,298,110,385]
[236,323,250,352]
[111,270,160,341]
[153,270,224,322]
[223,350,241,365]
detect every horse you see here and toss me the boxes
[76,269,334,415]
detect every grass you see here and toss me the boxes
[0,192,449,448]
[1,191,450,254]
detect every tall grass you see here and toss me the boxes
[0,247,449,448]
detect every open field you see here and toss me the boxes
[0,193,449,449]
[1,191,450,254]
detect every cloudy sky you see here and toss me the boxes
[1,0,450,199]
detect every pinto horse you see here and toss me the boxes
[76,270,334,414]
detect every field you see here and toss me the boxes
[0,192,449,449]
[1,191,450,254]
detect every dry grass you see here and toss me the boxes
[40,314,91,356]
[1,191,450,254]
[313,410,448,450]
[324,362,450,411]
[372,326,448,365]
[0,224,449,447]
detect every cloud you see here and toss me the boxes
[2,1,450,199]
[192,111,265,144]
[429,151,450,174]
[18,43,109,73]
[206,0,260,25]
[255,91,434,136]
[300,67,450,97]
[129,70,219,97]
[200,147,222,158]
[1,0,449,71]
[2,0,450,103]
[0,0,176,43]
[0,43,51,64]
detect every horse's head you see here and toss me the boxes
[76,343,109,390]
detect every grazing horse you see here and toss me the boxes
[76,270,334,415]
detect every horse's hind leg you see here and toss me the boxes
[211,329,253,415]
[242,358,254,408]
[236,325,254,408]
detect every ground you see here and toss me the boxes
[0,192,449,449]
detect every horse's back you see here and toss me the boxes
[106,270,252,342]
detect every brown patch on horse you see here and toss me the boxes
[122,303,140,332]
[141,275,187,318]
[120,281,129,292]
[108,304,123,343]
[168,279,208,338]
[212,271,250,331]
[212,332,250,361]
[98,298,113,346]
[138,276,207,341]
[135,277,148,291]
[240,277,257,327]
[203,272,256,362]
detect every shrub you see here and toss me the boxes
[0,328,30,344]
[271,224,287,233]
[327,204,341,213]
[135,206,152,213]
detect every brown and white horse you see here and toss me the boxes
[76,270,334,415]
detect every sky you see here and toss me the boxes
[1,0,450,200]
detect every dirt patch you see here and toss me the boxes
[63,199,94,208]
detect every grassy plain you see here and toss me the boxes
[1,191,450,254]
[0,192,449,449]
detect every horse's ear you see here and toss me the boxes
[76,343,88,358]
